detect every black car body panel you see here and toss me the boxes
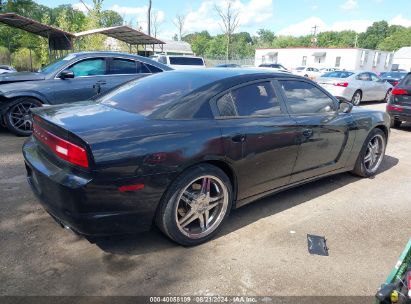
[23,69,390,236]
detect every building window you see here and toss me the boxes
[302,56,307,66]
[335,56,341,67]
[385,53,393,68]
[373,52,380,67]
[360,50,368,66]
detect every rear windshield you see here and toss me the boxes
[321,71,354,78]
[97,72,213,117]
[169,57,204,66]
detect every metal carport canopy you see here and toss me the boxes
[0,12,74,50]
[74,25,165,46]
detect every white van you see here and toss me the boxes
[157,55,206,70]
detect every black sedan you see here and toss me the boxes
[0,51,171,136]
[23,69,390,246]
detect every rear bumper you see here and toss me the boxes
[23,137,171,236]
[387,106,411,123]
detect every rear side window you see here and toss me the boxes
[169,57,204,66]
[110,59,136,74]
[402,74,411,86]
[145,63,163,73]
[217,82,282,117]
[279,80,336,114]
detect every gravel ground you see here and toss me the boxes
[0,102,410,297]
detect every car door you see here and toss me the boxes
[214,80,300,203]
[276,79,355,183]
[355,72,373,101]
[369,72,387,100]
[103,57,154,94]
[51,57,107,104]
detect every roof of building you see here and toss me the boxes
[74,26,164,45]
[0,12,74,50]
[394,47,411,59]
[154,40,193,53]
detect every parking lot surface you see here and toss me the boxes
[0,102,410,296]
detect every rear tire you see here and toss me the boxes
[390,119,402,128]
[155,164,232,246]
[351,90,362,106]
[384,89,392,103]
[4,97,42,136]
[351,128,386,177]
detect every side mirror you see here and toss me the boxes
[337,97,353,113]
[58,70,74,79]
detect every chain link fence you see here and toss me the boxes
[204,55,255,67]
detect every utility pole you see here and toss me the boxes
[147,0,152,36]
[311,25,319,46]
[354,34,358,48]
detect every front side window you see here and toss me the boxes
[68,58,106,77]
[217,82,282,117]
[369,73,380,82]
[357,73,371,81]
[279,80,336,114]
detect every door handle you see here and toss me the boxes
[231,134,246,143]
[302,129,313,138]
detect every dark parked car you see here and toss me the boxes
[0,51,171,136]
[23,69,390,246]
[380,71,407,87]
[259,63,289,72]
[387,72,411,128]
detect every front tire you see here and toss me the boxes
[5,97,42,136]
[351,90,362,106]
[351,128,386,177]
[156,164,232,246]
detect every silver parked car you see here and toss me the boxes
[316,70,393,105]
[0,65,16,74]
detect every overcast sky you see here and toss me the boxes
[36,0,411,40]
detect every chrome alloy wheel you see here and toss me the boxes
[363,133,385,172]
[352,91,361,106]
[7,101,37,132]
[175,175,229,239]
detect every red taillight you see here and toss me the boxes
[391,88,408,95]
[118,184,145,192]
[386,105,404,112]
[333,82,349,87]
[33,119,89,168]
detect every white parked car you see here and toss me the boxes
[258,63,289,72]
[0,65,16,74]
[293,67,322,79]
[320,67,338,73]
[316,70,393,105]
[157,55,206,70]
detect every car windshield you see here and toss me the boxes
[296,67,305,71]
[169,57,204,66]
[98,72,215,117]
[321,71,354,78]
[38,54,76,73]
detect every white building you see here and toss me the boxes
[255,47,394,72]
[393,47,411,72]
